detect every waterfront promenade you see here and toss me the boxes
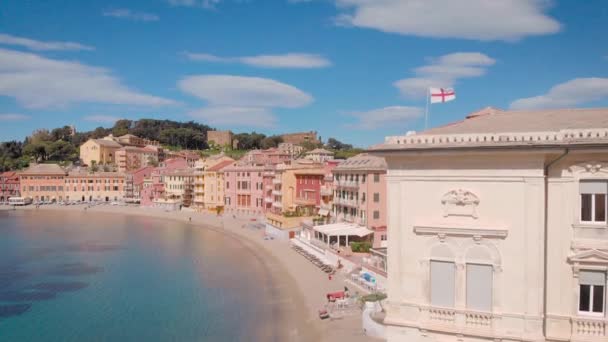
[1,204,379,342]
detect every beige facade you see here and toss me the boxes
[79,139,122,166]
[204,159,233,211]
[64,172,126,202]
[372,107,608,342]
[207,130,233,147]
[161,170,194,207]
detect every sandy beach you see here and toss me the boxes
[1,204,379,342]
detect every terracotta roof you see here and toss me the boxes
[92,139,122,148]
[421,107,608,135]
[19,163,66,175]
[334,153,386,171]
[207,160,234,172]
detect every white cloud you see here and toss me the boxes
[185,52,331,68]
[179,75,312,128]
[178,75,313,108]
[189,106,277,127]
[333,0,560,41]
[167,0,221,8]
[394,52,495,98]
[83,115,122,123]
[0,48,176,109]
[0,113,30,121]
[510,78,608,109]
[0,33,93,51]
[102,9,159,22]
[346,106,422,129]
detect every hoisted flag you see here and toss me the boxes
[429,87,456,104]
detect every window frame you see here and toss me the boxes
[580,181,608,224]
[578,270,606,317]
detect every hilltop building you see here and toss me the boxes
[281,131,319,145]
[79,139,122,166]
[305,148,335,163]
[371,107,608,342]
[207,130,233,147]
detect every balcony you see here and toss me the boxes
[336,180,359,189]
[295,197,316,205]
[272,190,282,196]
[272,178,282,185]
[265,184,273,191]
[419,306,497,331]
[264,197,273,203]
[320,187,333,196]
[272,202,283,208]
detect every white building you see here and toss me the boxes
[371,107,608,342]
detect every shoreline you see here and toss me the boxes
[1,204,376,342]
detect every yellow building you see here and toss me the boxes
[203,159,234,211]
[79,139,122,166]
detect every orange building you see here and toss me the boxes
[19,164,67,202]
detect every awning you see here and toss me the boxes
[318,208,330,216]
[313,222,373,237]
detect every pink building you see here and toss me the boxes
[115,146,159,172]
[125,166,154,202]
[332,154,387,248]
[293,160,339,217]
[242,148,291,165]
[140,158,188,207]
[0,171,20,202]
[222,162,266,215]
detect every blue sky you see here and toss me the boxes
[0,0,607,147]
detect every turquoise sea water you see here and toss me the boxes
[0,210,277,341]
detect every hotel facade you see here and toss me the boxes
[371,107,608,342]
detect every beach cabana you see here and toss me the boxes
[312,222,373,248]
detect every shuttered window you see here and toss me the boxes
[466,264,493,312]
[430,261,455,308]
[580,181,607,223]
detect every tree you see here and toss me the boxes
[112,119,132,136]
[23,142,49,162]
[51,126,73,141]
[91,127,109,139]
[48,140,77,161]
[260,135,283,149]
[90,160,99,172]
[326,137,352,150]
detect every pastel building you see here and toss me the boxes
[79,139,122,166]
[160,169,195,207]
[140,158,189,207]
[332,153,388,248]
[64,172,126,202]
[125,166,154,202]
[1,171,20,202]
[371,107,608,342]
[204,159,234,212]
[305,148,335,163]
[19,164,67,202]
[115,146,159,172]
[223,163,266,215]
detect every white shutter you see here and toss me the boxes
[580,181,608,194]
[466,264,493,312]
[580,271,606,286]
[430,261,455,308]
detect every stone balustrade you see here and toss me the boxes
[572,317,606,337]
[385,128,608,147]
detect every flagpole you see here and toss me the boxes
[425,88,430,130]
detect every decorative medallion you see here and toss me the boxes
[441,189,480,219]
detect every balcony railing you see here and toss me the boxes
[572,317,607,337]
[272,178,282,185]
[320,187,333,196]
[264,197,273,203]
[272,202,283,208]
[272,190,282,196]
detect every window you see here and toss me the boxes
[373,193,380,203]
[580,181,607,223]
[373,210,379,220]
[466,264,493,312]
[226,181,229,189]
[374,173,380,183]
[380,234,387,241]
[579,271,605,315]
[430,261,455,308]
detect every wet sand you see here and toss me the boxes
[2,204,379,342]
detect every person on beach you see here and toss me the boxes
[189,217,192,222]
